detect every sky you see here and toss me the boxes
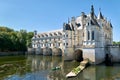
[0,0,120,41]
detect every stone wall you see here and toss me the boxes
[95,48,105,64]
[29,47,64,56]
[81,47,120,64]
[110,46,120,62]
[27,48,35,54]
[52,47,62,56]
[82,48,95,64]
[64,48,75,60]
[35,48,43,55]
[83,48,105,64]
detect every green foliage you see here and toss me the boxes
[0,26,34,52]
[0,55,26,64]
[113,41,120,45]
[0,56,30,79]
[72,66,81,74]
[0,26,14,32]
[26,32,34,47]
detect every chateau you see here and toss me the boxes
[32,5,120,64]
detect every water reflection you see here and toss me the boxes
[26,55,120,80]
[23,55,80,80]
[29,56,62,71]
[3,55,120,80]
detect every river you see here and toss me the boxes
[0,55,120,80]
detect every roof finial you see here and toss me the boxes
[97,7,103,19]
[68,17,70,23]
[90,5,95,18]
[34,30,37,36]
[91,5,94,13]
[99,8,101,12]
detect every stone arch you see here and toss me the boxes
[35,48,43,55]
[57,48,62,56]
[52,47,62,56]
[74,49,83,62]
[43,47,52,56]
[39,48,43,55]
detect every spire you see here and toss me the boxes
[91,5,94,17]
[34,30,37,36]
[98,8,103,19]
[108,20,113,28]
[91,5,94,13]
[68,17,70,23]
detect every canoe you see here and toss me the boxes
[52,66,61,70]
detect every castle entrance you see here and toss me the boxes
[74,49,83,62]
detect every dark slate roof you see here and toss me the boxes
[110,22,113,28]
[98,12,103,19]
[94,14,97,19]
[63,24,72,31]
[90,18,100,27]
[81,12,87,18]
[71,24,75,31]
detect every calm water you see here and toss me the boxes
[0,55,120,80]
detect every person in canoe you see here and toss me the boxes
[52,66,61,70]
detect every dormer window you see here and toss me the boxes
[66,34,68,37]
[88,23,89,26]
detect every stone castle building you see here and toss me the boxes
[31,5,120,64]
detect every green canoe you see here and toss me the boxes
[52,66,61,70]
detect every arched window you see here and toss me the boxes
[58,43,60,46]
[53,43,55,46]
[41,44,43,47]
[92,31,94,40]
[88,31,90,40]
[49,43,51,47]
[66,43,68,45]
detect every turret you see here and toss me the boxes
[97,8,103,19]
[34,30,37,36]
[90,5,95,18]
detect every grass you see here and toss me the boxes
[71,66,81,74]
[0,55,31,80]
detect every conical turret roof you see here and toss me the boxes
[98,9,103,19]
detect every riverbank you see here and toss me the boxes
[1,55,120,80]
[0,55,28,79]
[0,52,25,56]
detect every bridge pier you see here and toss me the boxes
[64,48,75,61]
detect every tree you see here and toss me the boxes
[26,32,34,47]
[0,26,34,52]
[0,32,12,51]
[113,41,120,45]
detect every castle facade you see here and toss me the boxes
[32,5,115,64]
